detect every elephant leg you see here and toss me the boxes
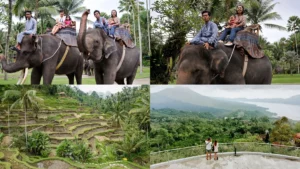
[75,65,83,85]
[127,75,136,84]
[116,79,125,84]
[103,71,116,84]
[31,67,42,84]
[42,66,55,84]
[67,73,75,84]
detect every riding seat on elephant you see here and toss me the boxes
[0,28,83,84]
[176,25,272,84]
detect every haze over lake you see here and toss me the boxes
[244,102,300,121]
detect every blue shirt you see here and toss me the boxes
[24,17,37,35]
[94,17,108,29]
[190,21,218,47]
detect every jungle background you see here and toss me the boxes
[150,0,300,84]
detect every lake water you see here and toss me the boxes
[244,102,300,121]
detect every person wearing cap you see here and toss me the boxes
[218,5,247,46]
[51,9,66,35]
[93,10,108,34]
[11,10,37,51]
[186,10,218,50]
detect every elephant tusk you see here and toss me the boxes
[16,68,28,85]
[21,68,29,84]
[88,53,91,56]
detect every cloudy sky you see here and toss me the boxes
[150,0,300,43]
[70,85,140,94]
[151,85,300,99]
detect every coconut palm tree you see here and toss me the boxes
[55,0,85,15]
[4,0,12,80]
[11,89,43,145]
[1,90,21,136]
[244,0,285,30]
[14,0,58,19]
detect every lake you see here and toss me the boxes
[244,102,300,121]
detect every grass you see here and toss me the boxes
[166,74,300,84]
[0,66,149,84]
[272,74,300,84]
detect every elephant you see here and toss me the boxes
[0,35,83,84]
[83,59,94,76]
[77,9,140,84]
[176,43,272,84]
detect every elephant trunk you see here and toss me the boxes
[77,9,90,54]
[1,57,29,73]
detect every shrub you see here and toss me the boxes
[27,131,49,156]
[56,139,93,163]
[72,140,93,163]
[56,139,73,158]
[41,149,51,157]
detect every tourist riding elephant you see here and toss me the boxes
[77,9,140,84]
[176,43,272,84]
[0,35,83,84]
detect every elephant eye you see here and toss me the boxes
[95,40,99,44]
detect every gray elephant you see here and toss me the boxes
[77,10,140,84]
[83,59,94,76]
[176,43,272,84]
[0,35,83,84]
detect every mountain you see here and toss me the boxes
[151,87,267,113]
[220,95,300,105]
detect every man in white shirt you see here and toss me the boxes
[51,9,66,35]
[205,137,212,160]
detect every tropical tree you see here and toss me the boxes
[270,117,293,144]
[54,0,86,19]
[1,90,21,136]
[11,89,43,144]
[108,102,127,128]
[244,0,285,30]
[4,0,12,80]
[118,119,147,160]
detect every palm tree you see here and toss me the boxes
[4,0,12,80]
[287,16,300,73]
[11,89,43,144]
[1,90,21,136]
[14,0,57,19]
[108,102,127,128]
[136,0,143,73]
[118,120,147,160]
[245,0,286,30]
[145,0,151,56]
[129,92,149,131]
[54,0,86,21]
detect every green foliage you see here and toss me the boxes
[71,139,93,163]
[13,133,27,150]
[270,117,293,144]
[56,139,92,163]
[96,142,117,163]
[151,108,277,151]
[26,131,49,156]
[0,132,4,143]
[56,139,73,158]
[294,122,300,133]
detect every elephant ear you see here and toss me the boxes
[209,49,229,74]
[32,35,40,50]
[103,37,117,59]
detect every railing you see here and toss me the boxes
[150,142,300,165]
